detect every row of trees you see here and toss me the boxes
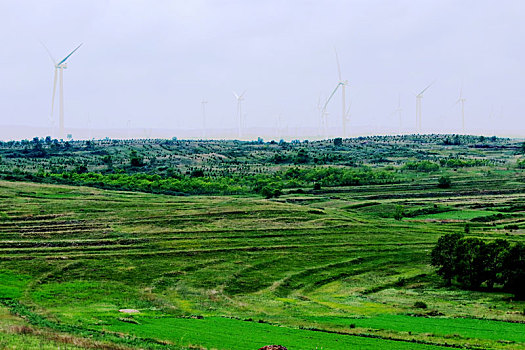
[402,158,494,173]
[0,165,399,197]
[431,233,525,298]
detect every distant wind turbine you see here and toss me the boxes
[42,43,83,139]
[322,49,350,138]
[334,49,350,137]
[201,99,208,139]
[455,88,466,133]
[390,95,403,133]
[415,81,434,133]
[233,90,247,139]
[276,113,283,140]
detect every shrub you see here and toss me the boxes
[403,160,439,172]
[437,176,452,188]
[414,301,427,309]
[129,150,144,167]
[394,205,404,221]
[261,186,281,199]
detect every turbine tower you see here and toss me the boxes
[456,88,466,133]
[233,90,246,139]
[415,82,434,133]
[43,43,83,139]
[334,48,350,137]
[201,99,208,139]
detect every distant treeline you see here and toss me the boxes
[0,166,399,197]
[403,158,494,172]
[431,233,525,298]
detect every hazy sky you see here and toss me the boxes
[1,0,524,138]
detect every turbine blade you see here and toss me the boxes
[58,43,83,65]
[334,47,342,81]
[233,91,239,99]
[322,83,341,112]
[239,89,247,98]
[345,101,352,118]
[40,41,56,64]
[418,80,435,96]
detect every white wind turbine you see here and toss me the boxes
[43,43,83,139]
[233,90,247,139]
[322,49,350,138]
[201,99,208,139]
[390,95,403,133]
[415,81,434,133]
[455,88,466,133]
[276,113,283,140]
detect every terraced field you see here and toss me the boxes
[0,168,524,349]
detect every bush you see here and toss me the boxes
[190,169,205,178]
[403,160,439,172]
[393,205,404,221]
[437,176,452,188]
[261,186,281,199]
[414,301,427,309]
[129,150,144,167]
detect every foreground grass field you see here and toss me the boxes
[0,166,524,349]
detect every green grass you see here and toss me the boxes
[306,314,525,344]
[0,270,31,299]
[0,169,523,349]
[413,210,500,220]
[95,316,444,350]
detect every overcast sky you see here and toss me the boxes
[1,0,524,139]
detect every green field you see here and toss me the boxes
[0,136,524,349]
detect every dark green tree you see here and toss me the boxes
[503,242,525,298]
[431,233,464,285]
[129,150,144,167]
[485,239,510,288]
[453,238,488,289]
[294,149,310,164]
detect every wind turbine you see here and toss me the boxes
[390,94,403,133]
[455,88,466,133]
[321,49,350,138]
[201,99,208,139]
[415,81,434,133]
[43,43,83,139]
[276,113,283,140]
[233,90,246,139]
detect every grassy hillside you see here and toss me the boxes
[0,167,524,349]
